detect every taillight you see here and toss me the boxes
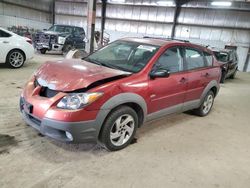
[26,39,32,45]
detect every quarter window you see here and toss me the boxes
[185,48,205,70]
[154,47,183,73]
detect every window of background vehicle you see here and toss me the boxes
[85,41,160,73]
[204,52,213,66]
[185,48,205,70]
[0,30,11,38]
[74,27,85,36]
[154,47,183,73]
[214,51,229,62]
[233,52,238,62]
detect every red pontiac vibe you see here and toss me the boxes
[20,37,221,151]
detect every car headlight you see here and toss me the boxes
[57,92,103,110]
[58,36,66,45]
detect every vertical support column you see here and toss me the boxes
[243,48,250,72]
[100,0,107,45]
[86,0,97,53]
[171,0,190,38]
[52,0,55,25]
[171,1,181,39]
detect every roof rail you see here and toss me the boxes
[143,36,190,43]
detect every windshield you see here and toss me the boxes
[48,25,73,33]
[84,41,160,73]
[214,51,229,62]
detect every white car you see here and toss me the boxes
[0,27,34,68]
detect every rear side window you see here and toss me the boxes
[154,47,183,73]
[185,48,205,70]
[0,30,11,37]
[204,52,213,66]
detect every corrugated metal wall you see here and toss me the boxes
[54,0,250,71]
[0,0,52,30]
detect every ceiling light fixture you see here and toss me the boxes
[109,0,125,3]
[211,1,232,6]
[157,0,175,6]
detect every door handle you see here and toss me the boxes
[179,77,187,83]
[3,41,9,44]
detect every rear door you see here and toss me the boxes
[148,46,188,115]
[183,47,212,108]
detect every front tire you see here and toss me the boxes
[62,44,73,56]
[6,50,25,68]
[40,48,47,54]
[99,106,138,151]
[220,71,226,83]
[194,91,214,117]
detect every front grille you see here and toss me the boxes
[27,113,41,126]
[34,34,57,44]
[40,87,59,98]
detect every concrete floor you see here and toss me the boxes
[0,53,250,188]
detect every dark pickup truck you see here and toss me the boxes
[34,24,86,54]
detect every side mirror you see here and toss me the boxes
[150,69,170,79]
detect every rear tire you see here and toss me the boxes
[40,48,47,54]
[6,50,25,68]
[220,71,226,83]
[194,91,214,117]
[99,106,138,151]
[229,69,237,79]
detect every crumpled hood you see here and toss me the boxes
[34,59,131,92]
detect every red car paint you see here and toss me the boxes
[20,38,221,144]
[35,59,130,91]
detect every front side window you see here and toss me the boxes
[0,30,11,38]
[185,48,205,70]
[84,41,160,73]
[153,47,183,73]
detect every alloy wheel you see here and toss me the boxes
[9,52,24,68]
[202,94,214,114]
[110,114,135,147]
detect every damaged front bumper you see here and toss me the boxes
[35,43,63,51]
[19,97,104,143]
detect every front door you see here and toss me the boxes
[148,47,187,117]
[0,30,12,62]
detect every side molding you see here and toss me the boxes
[95,93,148,137]
[100,92,148,117]
[200,80,220,105]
